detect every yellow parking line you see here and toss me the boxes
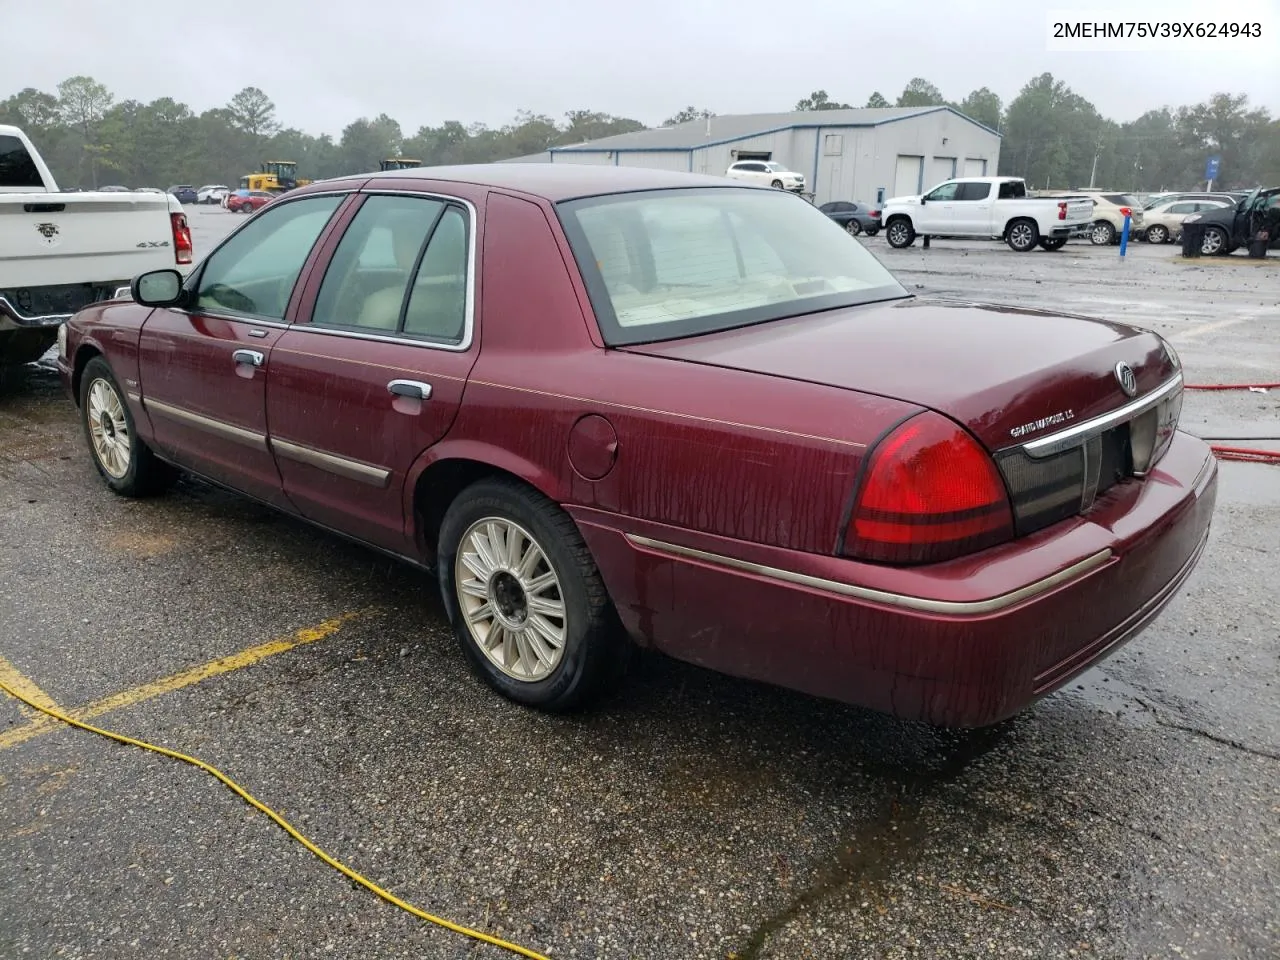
[0,611,367,752]
[0,655,62,715]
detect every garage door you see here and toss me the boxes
[894,155,923,196]
[964,158,987,177]
[928,157,956,190]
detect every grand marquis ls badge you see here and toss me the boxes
[1114,361,1137,397]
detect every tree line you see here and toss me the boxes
[3,74,1277,193]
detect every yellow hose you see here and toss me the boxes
[0,678,550,960]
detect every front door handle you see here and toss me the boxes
[388,379,432,400]
[232,349,265,368]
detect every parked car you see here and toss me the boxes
[0,124,193,371]
[1043,191,1145,245]
[881,176,1095,252]
[724,160,805,192]
[818,200,880,236]
[1182,186,1280,255]
[197,184,230,205]
[226,190,275,213]
[168,185,198,204]
[58,165,1216,728]
[1140,198,1233,243]
[1141,192,1236,211]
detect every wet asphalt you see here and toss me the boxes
[0,209,1277,959]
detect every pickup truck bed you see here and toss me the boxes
[1,125,193,367]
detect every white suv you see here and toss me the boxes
[725,161,805,192]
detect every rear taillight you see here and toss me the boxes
[844,411,1014,565]
[1058,202,1068,220]
[171,212,193,265]
[870,210,881,218]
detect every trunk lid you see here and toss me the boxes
[620,296,1178,452]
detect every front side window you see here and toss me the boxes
[925,182,960,201]
[312,193,469,342]
[194,194,343,320]
[557,187,907,346]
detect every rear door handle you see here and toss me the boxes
[388,379,432,400]
[232,349,265,367]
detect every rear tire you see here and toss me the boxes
[845,219,862,236]
[1006,218,1040,252]
[1145,224,1169,244]
[79,357,174,497]
[437,477,628,711]
[1038,237,1067,251]
[885,218,915,248]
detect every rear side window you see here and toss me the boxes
[0,135,43,188]
[997,181,1025,199]
[958,182,992,201]
[312,194,470,343]
[1103,194,1139,206]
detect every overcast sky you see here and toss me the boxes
[4,0,1278,134]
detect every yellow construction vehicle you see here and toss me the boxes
[379,157,422,172]
[238,161,313,193]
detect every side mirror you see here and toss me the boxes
[131,269,185,307]
[920,197,927,204]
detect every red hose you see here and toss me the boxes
[1182,384,1280,462]
[1209,444,1280,465]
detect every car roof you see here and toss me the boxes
[351,163,752,201]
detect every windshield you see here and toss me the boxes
[556,187,908,346]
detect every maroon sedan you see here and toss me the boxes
[57,165,1216,727]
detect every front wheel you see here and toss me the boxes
[1006,219,1040,252]
[79,356,174,497]
[437,478,628,711]
[1201,226,1228,256]
[1090,221,1116,245]
[885,218,915,248]
[1146,224,1169,244]
[770,179,783,189]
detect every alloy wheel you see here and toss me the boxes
[86,378,131,479]
[1010,222,1035,250]
[454,517,567,682]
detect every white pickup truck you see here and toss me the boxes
[0,124,194,370]
[880,176,1095,252]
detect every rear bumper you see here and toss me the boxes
[572,430,1217,727]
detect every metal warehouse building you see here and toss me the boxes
[503,106,1001,206]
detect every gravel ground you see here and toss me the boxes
[0,208,1276,960]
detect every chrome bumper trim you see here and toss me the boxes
[625,533,1113,616]
[0,295,72,330]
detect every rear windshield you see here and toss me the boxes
[1103,194,1140,207]
[0,135,43,188]
[556,187,907,346]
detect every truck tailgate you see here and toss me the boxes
[1061,197,1095,225]
[0,193,183,289]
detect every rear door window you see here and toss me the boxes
[0,135,43,188]
[957,182,992,201]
